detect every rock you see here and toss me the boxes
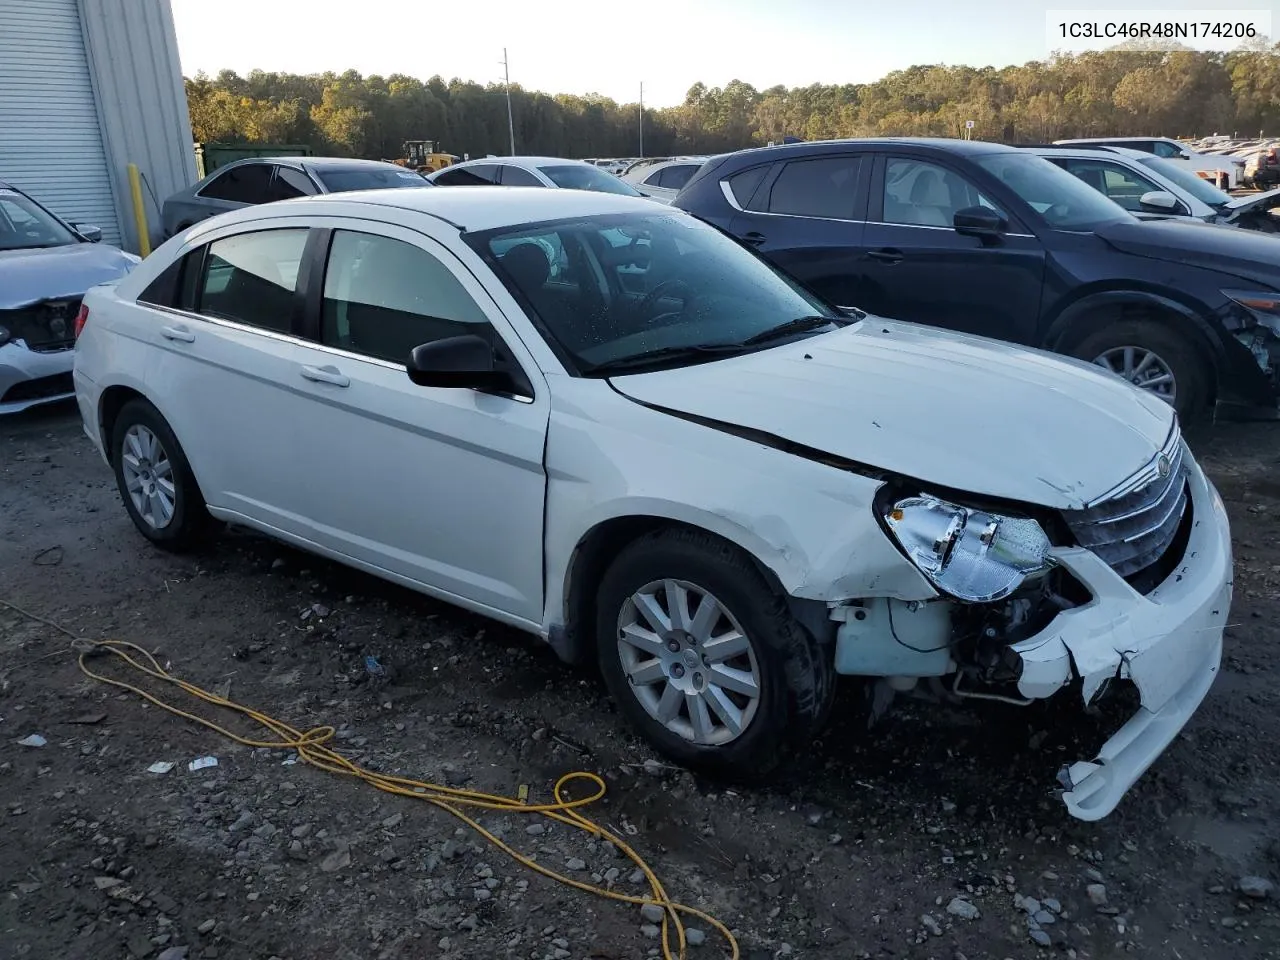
[287,840,307,861]
[1221,916,1239,928]
[565,858,587,871]
[197,920,216,935]
[157,949,189,960]
[252,823,276,839]
[686,928,706,947]
[946,898,980,921]
[320,843,351,873]
[525,823,545,836]
[628,868,645,884]
[604,867,621,884]
[1085,883,1108,906]
[940,799,957,814]
[127,931,155,957]
[93,876,122,890]
[1239,876,1274,900]
[1034,910,1055,926]
[291,824,312,839]
[457,914,477,932]
[1043,898,1062,914]
[381,813,403,829]
[441,840,462,861]
[1085,867,1104,883]
[640,903,665,923]
[921,914,943,937]
[1020,896,1041,914]
[642,759,665,776]
[228,812,256,834]
[16,734,47,748]
[1030,928,1052,947]
[473,888,491,901]
[639,924,661,939]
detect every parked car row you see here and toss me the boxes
[1052,136,1245,189]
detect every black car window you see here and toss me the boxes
[271,167,314,200]
[499,165,544,187]
[196,228,308,333]
[658,164,698,190]
[434,164,500,186]
[1152,140,1185,159]
[198,163,275,204]
[1060,159,1158,211]
[316,167,429,192]
[727,165,770,210]
[642,168,666,187]
[321,230,490,364]
[883,158,997,227]
[766,157,862,219]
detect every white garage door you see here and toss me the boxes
[0,0,121,246]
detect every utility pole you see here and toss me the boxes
[639,81,644,158]
[501,48,516,156]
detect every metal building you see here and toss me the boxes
[0,0,196,253]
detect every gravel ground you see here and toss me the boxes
[1,401,1278,960]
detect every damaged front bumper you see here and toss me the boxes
[1010,457,1232,820]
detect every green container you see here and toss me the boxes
[193,142,314,179]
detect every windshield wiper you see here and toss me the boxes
[582,342,747,375]
[739,315,841,347]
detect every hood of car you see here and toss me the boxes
[0,242,140,310]
[1223,186,1280,215]
[609,318,1174,510]
[1096,217,1280,286]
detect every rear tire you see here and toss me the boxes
[594,527,834,779]
[1071,319,1211,422]
[110,399,209,551]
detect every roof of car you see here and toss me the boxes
[1029,145,1152,159]
[220,185,662,233]
[723,137,1019,163]
[1054,136,1170,143]
[449,156,593,171]
[224,156,402,170]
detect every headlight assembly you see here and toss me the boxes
[884,495,1052,603]
[1224,289,1280,336]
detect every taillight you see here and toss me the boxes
[73,303,89,338]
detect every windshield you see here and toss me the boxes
[0,190,78,250]
[1136,155,1231,207]
[316,167,429,193]
[472,211,843,374]
[537,164,642,197]
[975,153,1132,229]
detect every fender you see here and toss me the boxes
[95,377,215,498]
[1042,289,1227,374]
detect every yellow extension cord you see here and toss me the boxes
[60,637,740,959]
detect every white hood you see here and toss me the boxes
[610,319,1175,510]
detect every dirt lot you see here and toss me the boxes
[1,401,1278,960]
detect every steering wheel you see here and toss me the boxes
[638,278,696,319]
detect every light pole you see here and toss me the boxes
[501,48,515,156]
[639,81,644,158]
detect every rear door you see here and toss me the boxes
[726,153,870,307]
[857,154,1046,345]
[185,162,277,223]
[433,164,501,186]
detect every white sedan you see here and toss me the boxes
[72,187,1232,820]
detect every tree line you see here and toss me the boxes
[185,43,1280,161]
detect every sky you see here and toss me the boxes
[171,0,1277,109]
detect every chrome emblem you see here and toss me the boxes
[1156,454,1172,479]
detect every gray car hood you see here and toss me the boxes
[1223,187,1280,216]
[610,318,1174,510]
[0,242,140,310]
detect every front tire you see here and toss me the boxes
[1071,319,1211,421]
[110,399,209,551]
[595,527,834,779]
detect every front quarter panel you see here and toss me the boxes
[541,375,937,632]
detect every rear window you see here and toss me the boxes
[538,164,642,196]
[316,167,428,193]
[725,166,769,209]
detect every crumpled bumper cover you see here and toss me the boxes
[1010,455,1232,821]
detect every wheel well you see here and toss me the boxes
[1047,300,1220,403]
[98,386,147,463]
[556,516,795,667]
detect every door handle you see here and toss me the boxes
[741,231,767,246]
[160,325,195,343]
[867,248,904,264]
[300,364,350,387]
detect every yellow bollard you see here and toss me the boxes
[127,163,151,258]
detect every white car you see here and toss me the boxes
[1053,137,1245,189]
[428,156,642,197]
[72,187,1232,821]
[621,157,710,204]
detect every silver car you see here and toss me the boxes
[0,180,139,413]
[161,157,431,237]
[427,156,644,196]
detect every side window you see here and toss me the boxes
[434,165,499,186]
[727,165,770,210]
[138,257,185,307]
[197,164,275,204]
[882,158,997,227]
[1063,160,1154,210]
[765,157,862,219]
[271,167,315,200]
[643,168,666,187]
[658,164,697,190]
[321,230,490,363]
[1123,141,1157,154]
[499,165,543,187]
[196,228,308,332]
[1153,140,1184,159]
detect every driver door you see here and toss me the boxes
[856,154,1047,346]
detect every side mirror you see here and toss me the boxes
[0,325,11,348]
[406,334,506,390]
[74,224,103,242]
[953,205,1007,239]
[1139,190,1181,213]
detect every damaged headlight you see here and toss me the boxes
[884,496,1052,603]
[1224,289,1280,335]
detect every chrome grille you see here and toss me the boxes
[1062,426,1189,579]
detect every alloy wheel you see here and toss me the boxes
[120,424,176,529]
[616,578,761,746]
[1093,345,1177,405]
